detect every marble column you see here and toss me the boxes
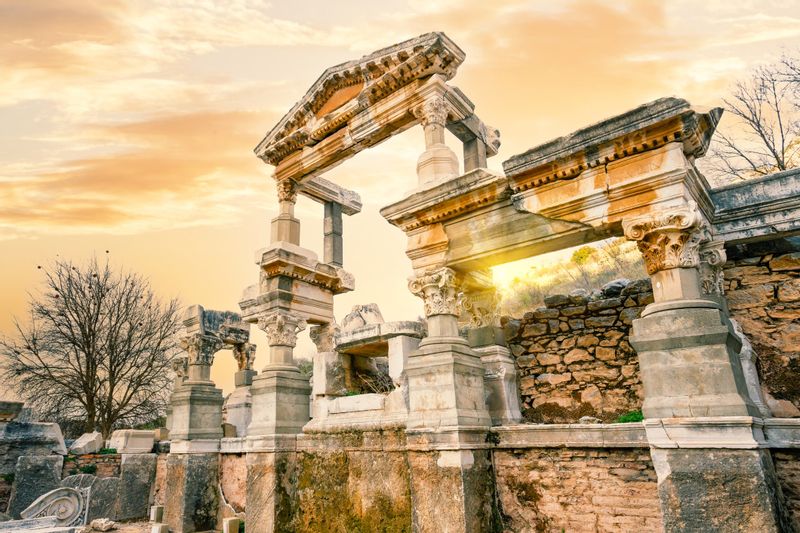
[462,275,522,426]
[623,202,790,532]
[405,267,499,532]
[165,334,224,533]
[225,342,256,438]
[412,94,459,187]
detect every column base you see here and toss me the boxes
[651,448,791,532]
[406,340,492,430]
[630,302,760,418]
[247,369,311,436]
[164,452,220,533]
[169,383,224,441]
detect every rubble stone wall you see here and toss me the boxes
[724,252,800,416]
[62,453,121,478]
[494,447,662,532]
[773,449,800,526]
[505,279,653,423]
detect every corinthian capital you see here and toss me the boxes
[699,240,727,296]
[257,310,307,347]
[622,202,710,275]
[412,96,449,128]
[232,342,257,371]
[462,289,501,328]
[180,334,223,366]
[409,267,464,317]
[310,323,339,352]
[276,179,298,203]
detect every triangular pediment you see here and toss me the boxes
[255,32,465,166]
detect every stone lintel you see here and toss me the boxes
[256,242,354,295]
[711,167,800,245]
[381,168,509,232]
[297,175,362,215]
[502,97,721,184]
[334,320,426,353]
[245,434,299,453]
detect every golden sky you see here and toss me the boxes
[2,0,799,394]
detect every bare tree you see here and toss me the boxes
[704,57,800,183]
[0,258,179,438]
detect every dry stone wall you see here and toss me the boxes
[505,279,652,423]
[494,447,662,532]
[724,252,800,416]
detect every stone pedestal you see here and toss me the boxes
[164,453,220,533]
[248,369,311,437]
[630,300,760,418]
[651,448,791,532]
[405,339,491,430]
[168,383,224,441]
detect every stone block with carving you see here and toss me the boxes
[7,455,64,518]
[108,429,155,454]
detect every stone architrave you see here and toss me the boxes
[69,432,104,455]
[7,455,64,518]
[0,422,67,476]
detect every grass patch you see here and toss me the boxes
[614,410,644,423]
[79,464,97,475]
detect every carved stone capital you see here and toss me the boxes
[622,203,710,275]
[180,334,223,366]
[412,96,449,128]
[232,342,256,371]
[276,179,298,203]
[409,267,464,317]
[463,289,501,328]
[699,240,727,296]
[310,323,339,352]
[172,356,189,381]
[257,311,307,347]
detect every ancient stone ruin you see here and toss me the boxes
[5,31,800,533]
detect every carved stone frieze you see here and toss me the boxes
[412,96,449,128]
[622,202,710,275]
[180,334,224,366]
[232,342,257,371]
[408,267,464,317]
[310,323,339,352]
[257,311,307,347]
[699,240,727,296]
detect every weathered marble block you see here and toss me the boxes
[69,432,103,455]
[108,429,155,454]
[7,455,64,518]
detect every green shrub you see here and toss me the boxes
[69,468,79,476]
[2,473,14,485]
[615,410,644,423]
[98,448,117,454]
[79,464,97,475]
